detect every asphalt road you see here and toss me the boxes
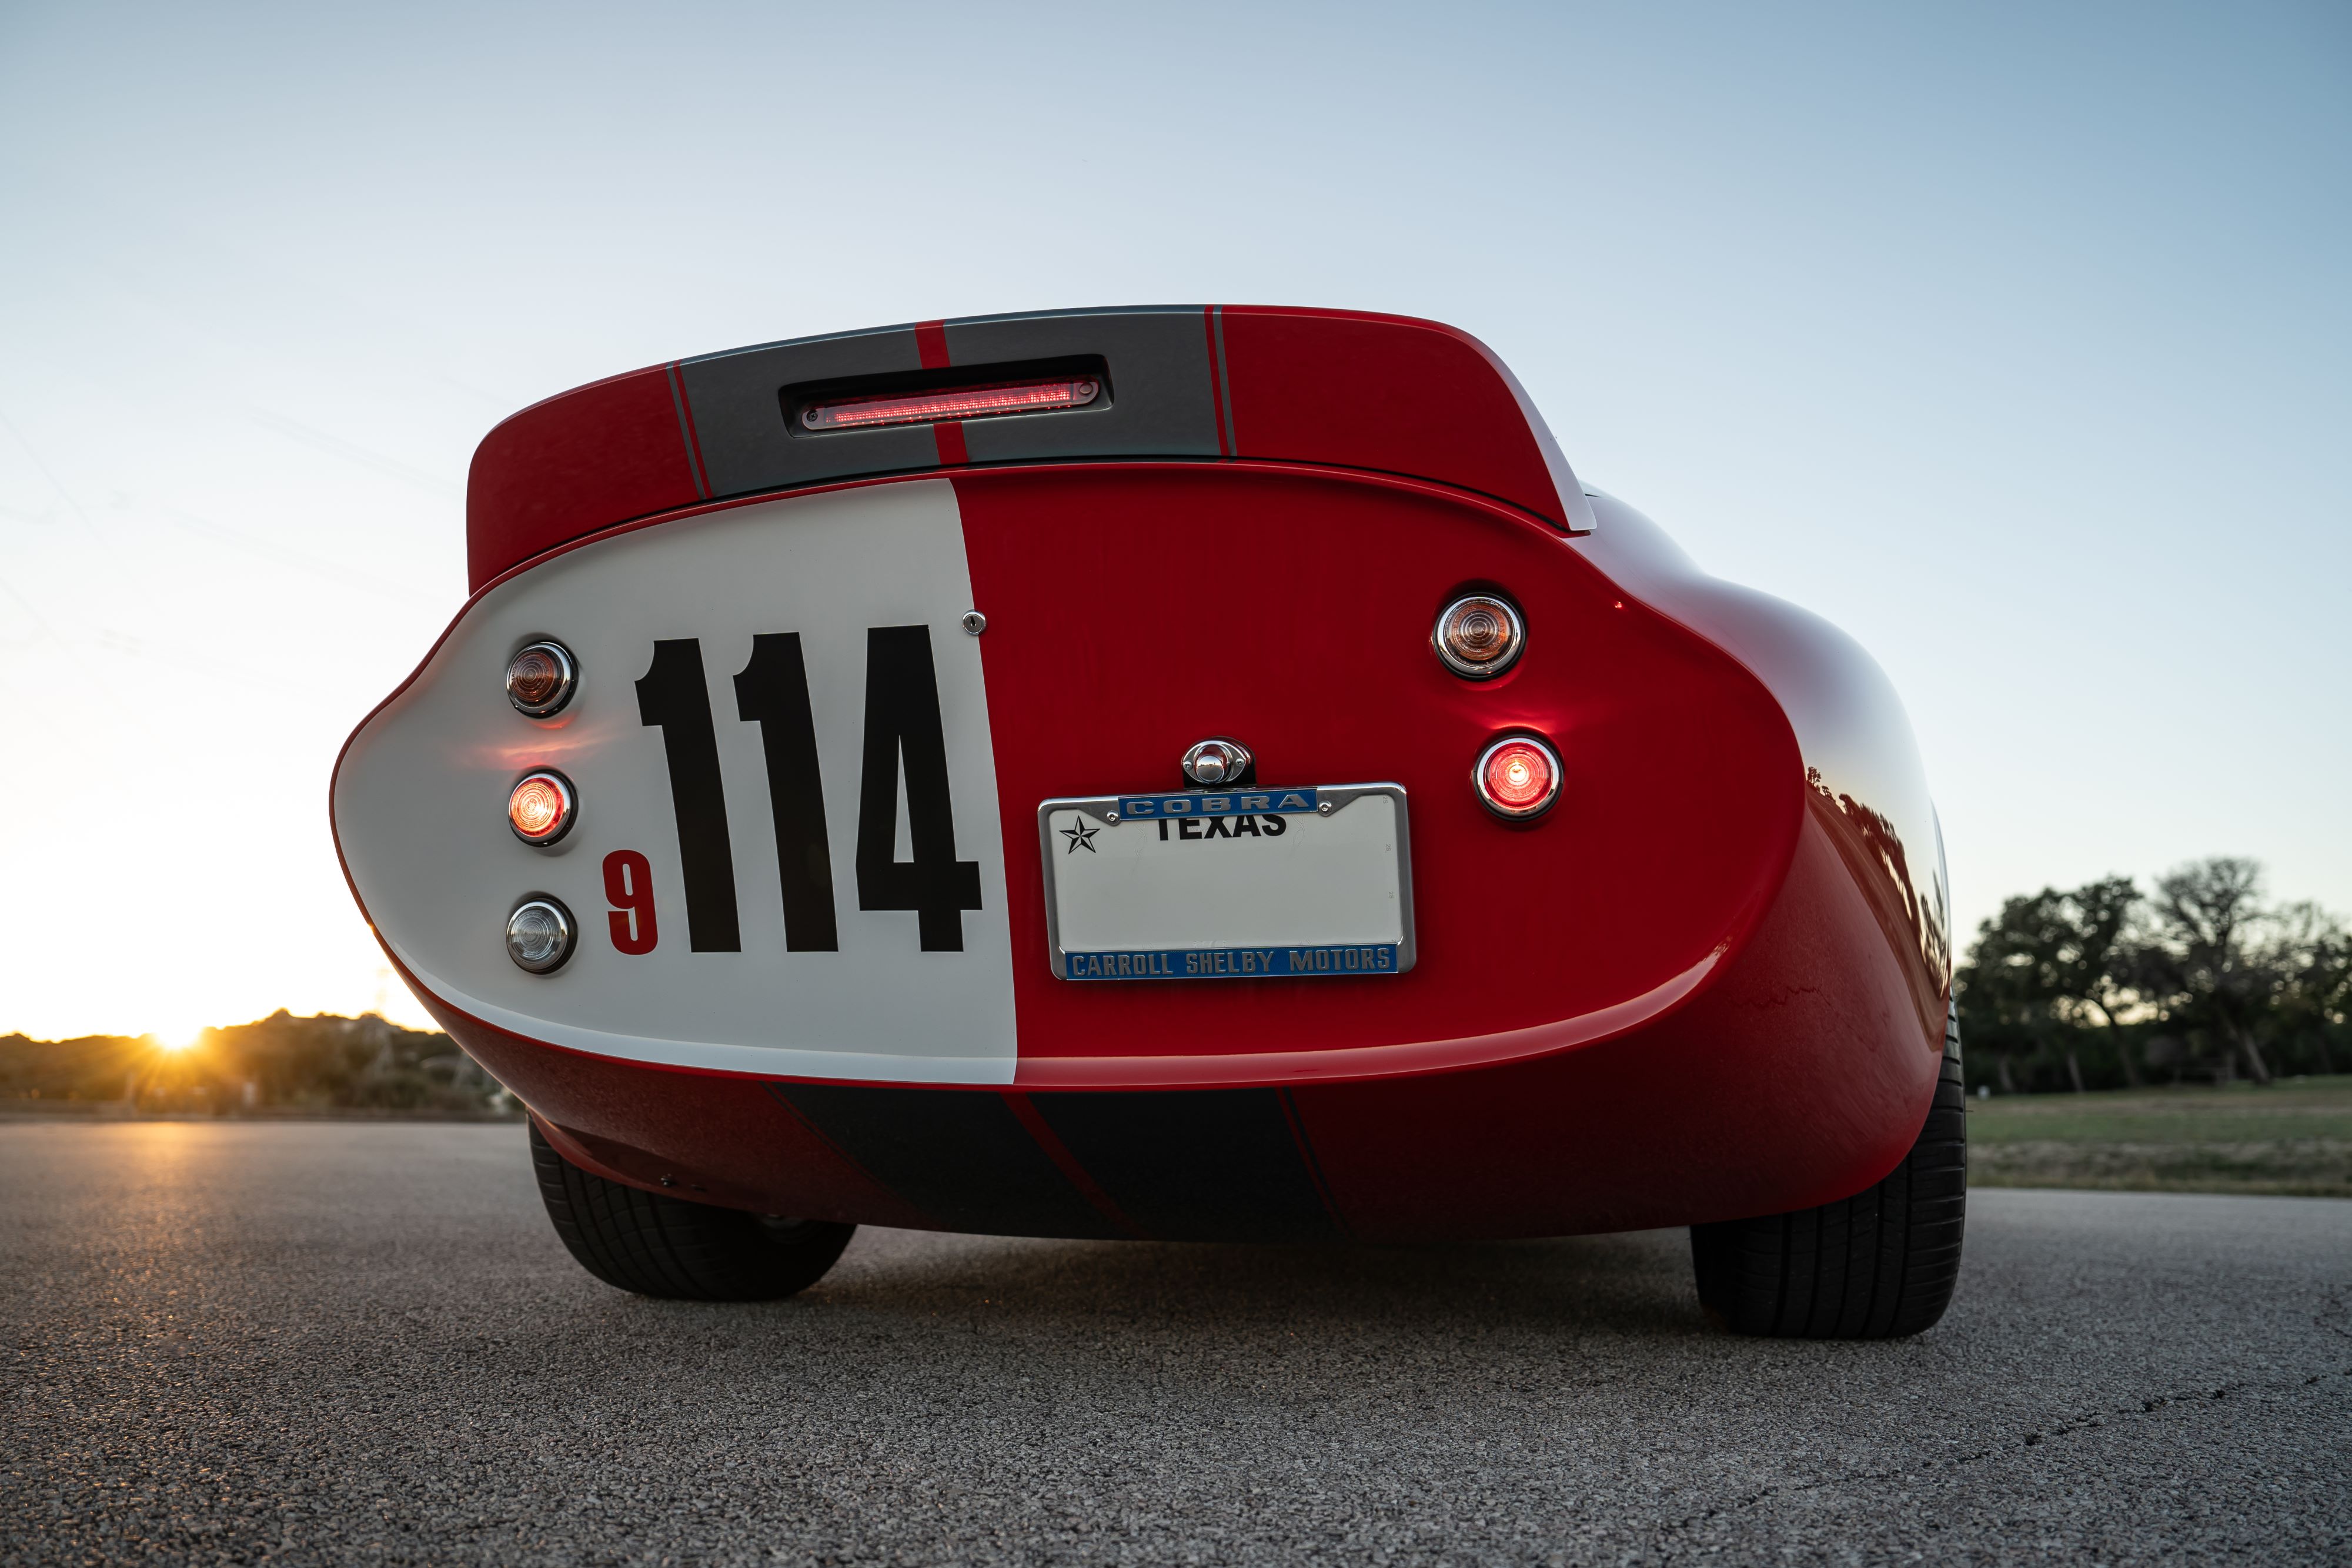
[2,1123,2346,1565]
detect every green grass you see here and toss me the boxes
[1966,1075,2352,1197]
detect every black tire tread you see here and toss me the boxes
[1691,1005,1967,1339]
[530,1120,854,1301]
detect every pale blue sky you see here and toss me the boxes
[2,1,2345,1037]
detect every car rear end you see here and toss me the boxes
[333,306,1946,1251]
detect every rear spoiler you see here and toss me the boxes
[466,305,1595,590]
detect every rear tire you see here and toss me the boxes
[529,1120,855,1300]
[1690,1005,1966,1338]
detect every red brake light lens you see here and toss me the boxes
[800,376,1101,433]
[1475,737,1561,819]
[507,771,576,845]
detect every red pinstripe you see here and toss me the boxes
[1203,306,1230,457]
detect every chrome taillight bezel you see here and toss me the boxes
[507,770,578,847]
[1473,734,1562,820]
[505,895,576,974]
[505,640,579,718]
[1432,594,1526,680]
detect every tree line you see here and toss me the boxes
[0,1011,513,1116]
[1955,857,2349,1094]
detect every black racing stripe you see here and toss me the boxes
[1029,1089,1338,1243]
[770,1086,1118,1239]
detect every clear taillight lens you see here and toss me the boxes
[507,771,576,845]
[1434,594,1525,678]
[1475,736,1561,819]
[506,641,577,717]
[506,897,575,974]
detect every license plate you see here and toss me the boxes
[1038,785,1414,980]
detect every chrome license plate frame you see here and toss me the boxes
[1037,784,1414,981]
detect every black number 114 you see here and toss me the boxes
[633,625,983,954]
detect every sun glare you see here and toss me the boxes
[152,1025,205,1053]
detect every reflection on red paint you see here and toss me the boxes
[1807,767,1950,1041]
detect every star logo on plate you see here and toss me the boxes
[1061,819,1100,854]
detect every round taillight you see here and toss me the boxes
[1475,736,1561,820]
[506,896,575,974]
[507,771,576,845]
[506,640,577,717]
[1434,594,1525,679]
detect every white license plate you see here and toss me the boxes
[1038,785,1414,981]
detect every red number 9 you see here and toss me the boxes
[603,851,659,955]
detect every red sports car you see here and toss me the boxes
[333,306,1965,1338]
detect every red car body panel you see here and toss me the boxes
[336,305,1951,1245]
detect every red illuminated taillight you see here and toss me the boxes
[1475,737,1561,820]
[507,771,576,845]
[799,376,1101,432]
